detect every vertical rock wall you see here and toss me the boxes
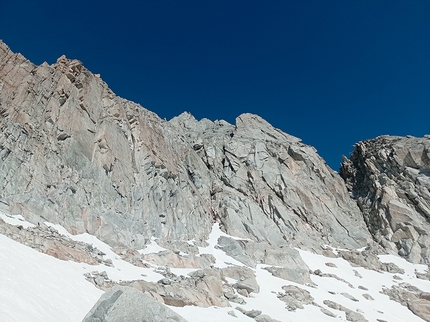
[341,135,430,263]
[0,40,213,247]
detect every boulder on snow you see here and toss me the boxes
[408,299,430,321]
[82,286,188,322]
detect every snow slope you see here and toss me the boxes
[1,213,430,322]
[0,234,102,322]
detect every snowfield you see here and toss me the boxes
[0,234,103,322]
[1,212,430,322]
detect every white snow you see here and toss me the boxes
[297,249,430,322]
[138,237,168,255]
[44,222,165,283]
[171,306,255,322]
[0,234,102,322]
[198,223,247,268]
[1,218,430,322]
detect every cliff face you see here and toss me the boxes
[0,41,213,248]
[341,135,430,263]
[0,40,371,251]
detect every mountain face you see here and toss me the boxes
[341,135,430,263]
[0,40,370,251]
[1,40,430,322]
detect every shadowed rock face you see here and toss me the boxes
[341,135,430,263]
[0,40,371,251]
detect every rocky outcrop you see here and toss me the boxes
[408,299,430,322]
[341,135,430,263]
[170,112,372,252]
[323,300,368,322]
[111,266,258,308]
[381,283,430,321]
[278,285,315,311]
[337,248,404,273]
[136,267,232,308]
[0,40,371,253]
[82,286,189,322]
[0,216,107,265]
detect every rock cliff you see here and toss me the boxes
[341,135,430,263]
[0,39,371,252]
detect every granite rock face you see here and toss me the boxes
[169,112,371,252]
[0,40,371,252]
[341,135,430,263]
[0,40,213,248]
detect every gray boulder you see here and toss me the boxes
[254,315,282,322]
[408,299,430,322]
[279,285,315,311]
[82,286,188,322]
[323,300,368,322]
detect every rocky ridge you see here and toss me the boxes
[0,215,107,265]
[0,39,371,253]
[341,135,430,263]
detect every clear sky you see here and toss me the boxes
[1,1,429,170]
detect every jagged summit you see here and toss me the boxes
[0,40,371,252]
[341,135,430,263]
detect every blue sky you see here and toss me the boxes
[1,1,429,169]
